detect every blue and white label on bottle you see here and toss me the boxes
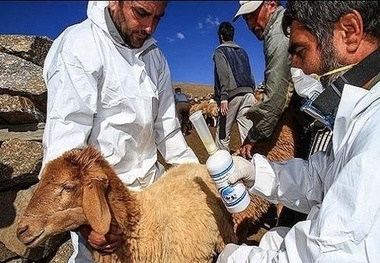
[206,150,250,213]
[210,160,234,187]
[219,183,248,207]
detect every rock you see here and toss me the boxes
[0,123,45,142]
[0,34,52,67]
[0,242,19,262]
[0,94,45,124]
[0,52,47,114]
[0,139,43,191]
[0,34,74,263]
[46,239,73,263]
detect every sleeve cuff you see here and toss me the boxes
[249,154,279,203]
[246,129,261,142]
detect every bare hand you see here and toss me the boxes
[239,138,256,160]
[80,224,123,255]
[220,100,228,116]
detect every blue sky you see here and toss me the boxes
[0,1,281,86]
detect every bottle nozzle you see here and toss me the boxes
[189,110,218,155]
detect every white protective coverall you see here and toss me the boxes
[221,80,380,262]
[42,1,198,189]
[42,1,198,261]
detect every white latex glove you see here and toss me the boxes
[216,243,241,263]
[229,156,256,188]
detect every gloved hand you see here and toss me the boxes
[216,243,241,263]
[229,156,256,189]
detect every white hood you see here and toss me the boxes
[87,1,109,32]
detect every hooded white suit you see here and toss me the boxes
[43,1,198,189]
[42,1,198,261]
[218,79,380,262]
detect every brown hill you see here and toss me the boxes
[173,82,214,99]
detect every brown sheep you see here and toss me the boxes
[190,100,218,128]
[17,146,255,263]
[247,84,304,161]
[247,100,305,161]
[190,100,209,116]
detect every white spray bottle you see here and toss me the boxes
[189,110,250,213]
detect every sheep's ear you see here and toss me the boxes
[82,179,111,235]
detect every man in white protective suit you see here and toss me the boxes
[217,1,380,262]
[41,1,198,261]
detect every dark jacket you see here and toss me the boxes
[213,41,255,106]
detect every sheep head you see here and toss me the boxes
[17,147,112,248]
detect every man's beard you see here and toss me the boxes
[319,42,348,88]
[111,6,143,48]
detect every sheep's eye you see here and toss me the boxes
[61,183,77,193]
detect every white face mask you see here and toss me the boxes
[291,65,356,99]
[290,67,324,98]
[290,65,356,129]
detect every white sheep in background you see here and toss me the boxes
[17,146,263,263]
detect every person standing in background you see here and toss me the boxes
[213,21,256,152]
[174,87,191,135]
[234,1,315,160]
[233,0,323,228]
[42,1,198,261]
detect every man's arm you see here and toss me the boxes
[214,48,231,102]
[214,49,231,116]
[42,41,99,166]
[240,30,293,159]
[221,149,380,262]
[246,31,293,141]
[154,50,198,164]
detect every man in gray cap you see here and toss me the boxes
[236,1,331,161]
[234,1,307,159]
[234,0,314,228]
